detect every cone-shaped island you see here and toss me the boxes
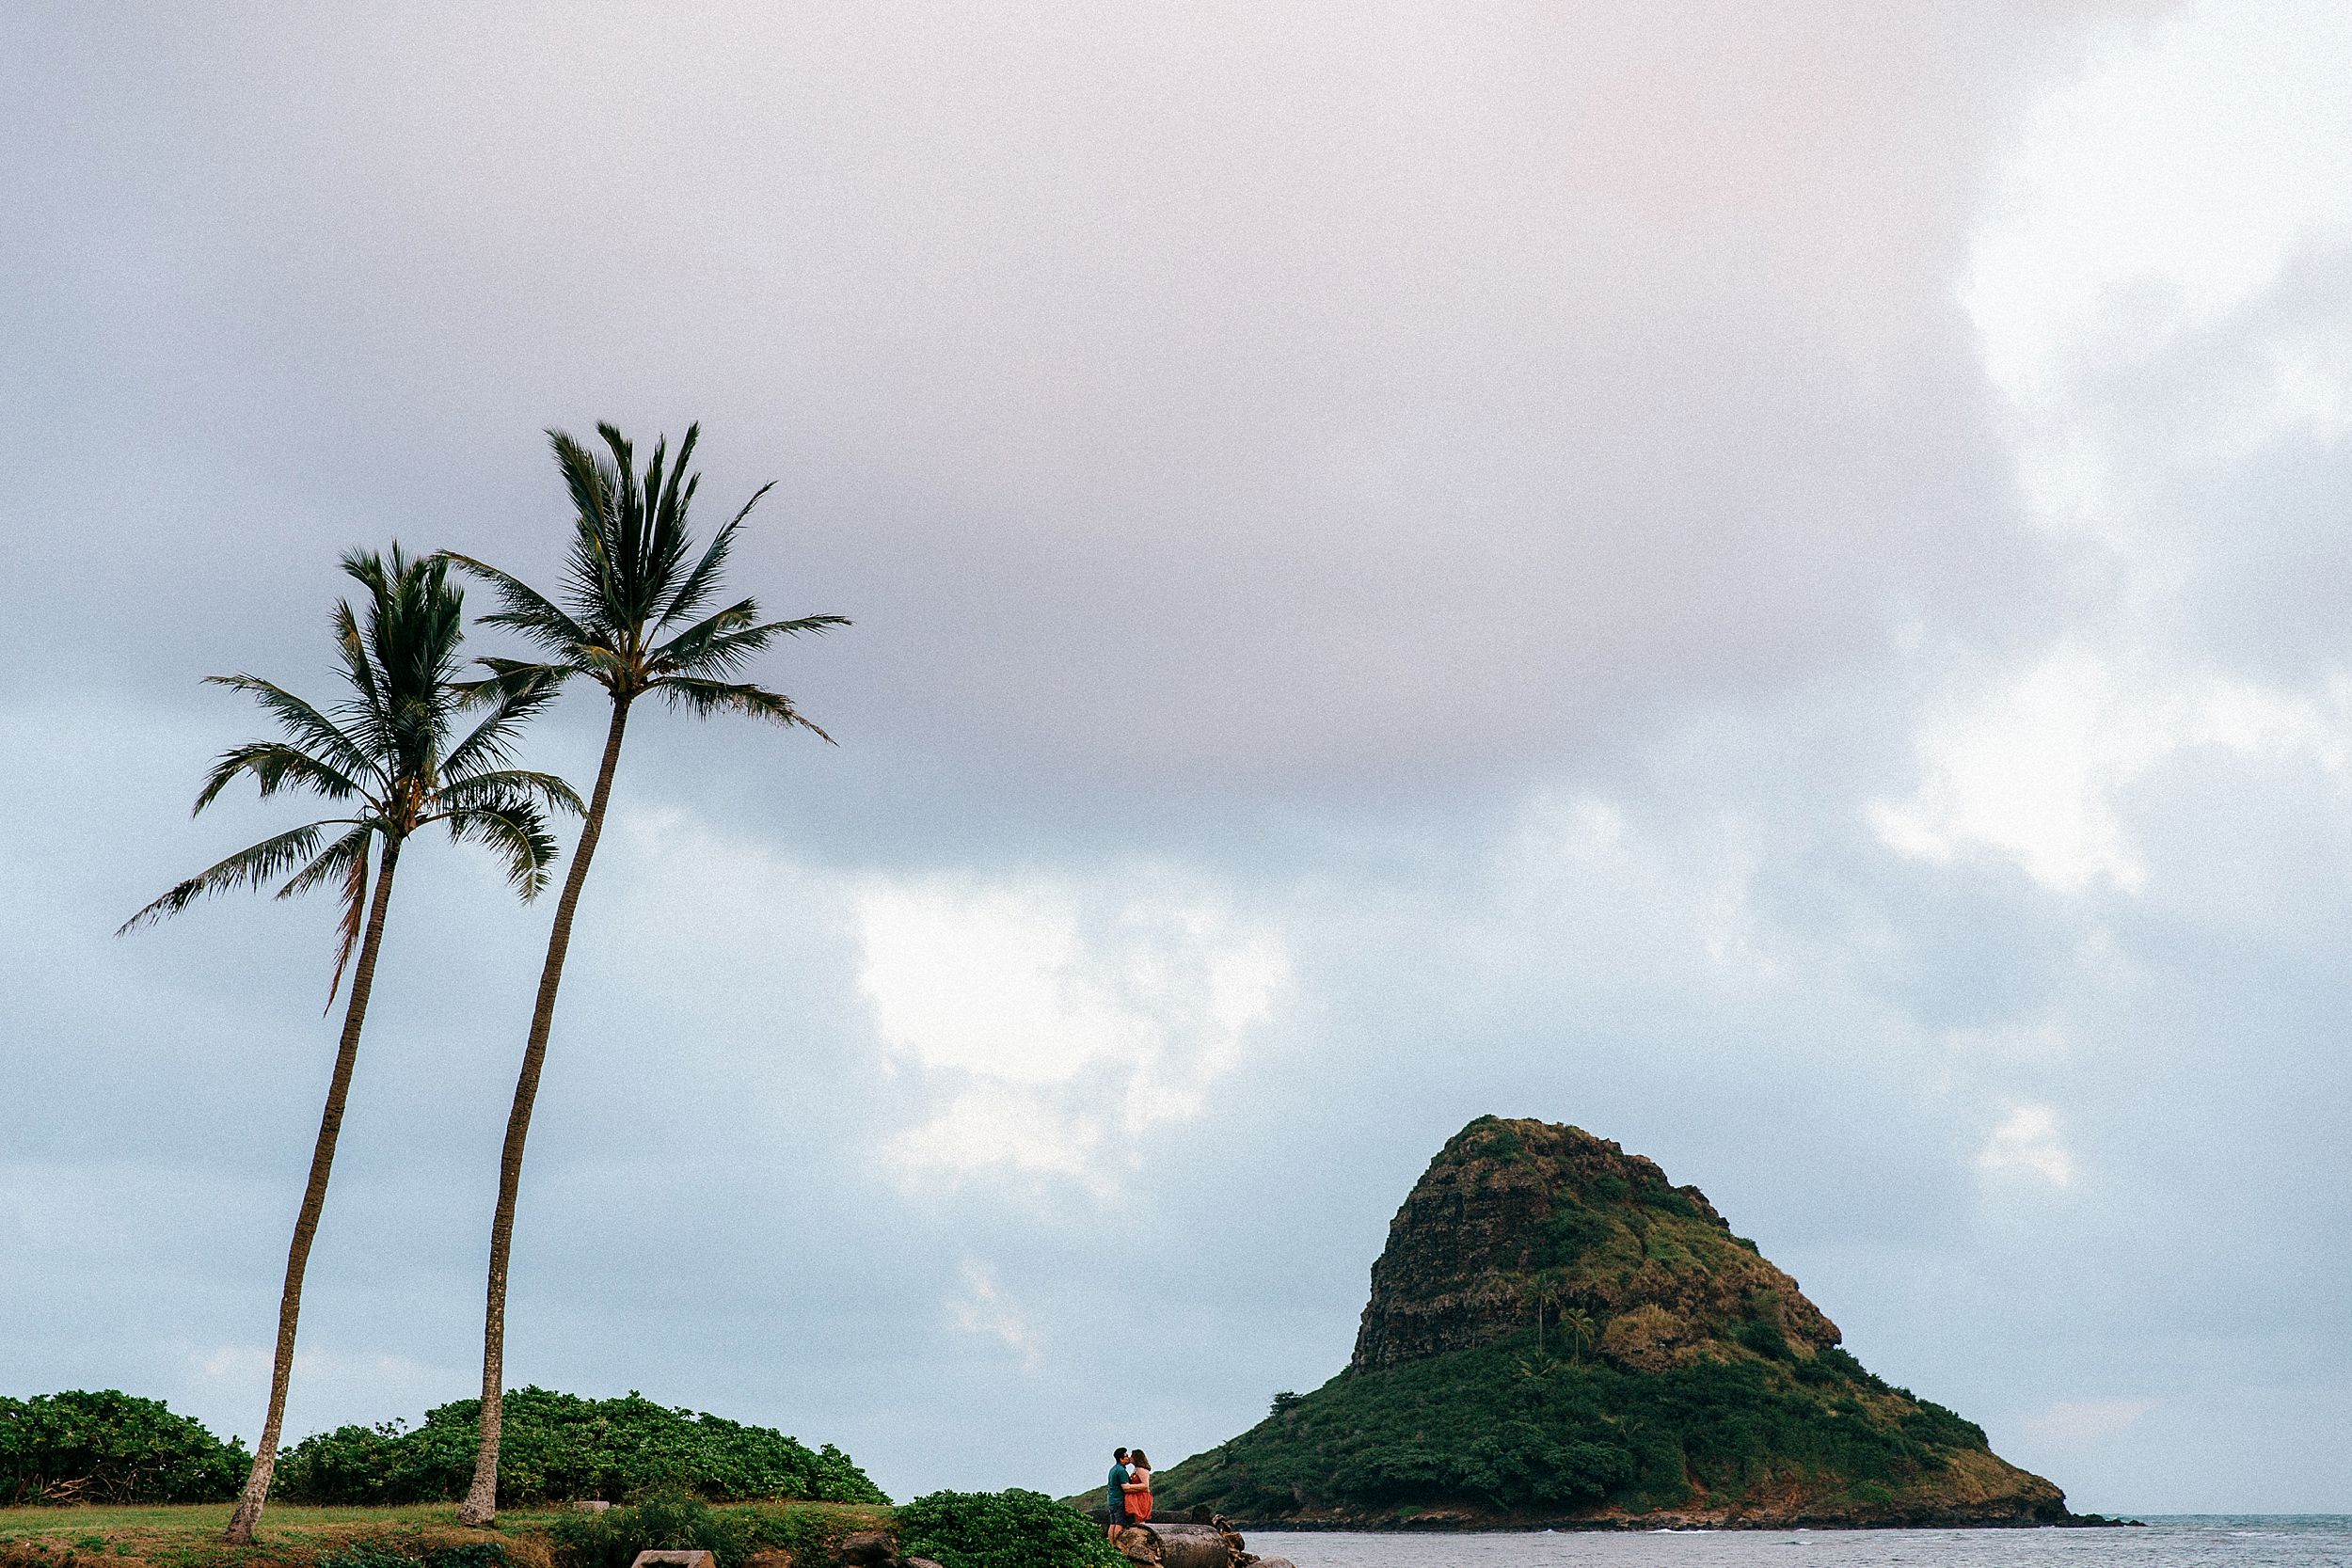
[1155,1116,2071,1528]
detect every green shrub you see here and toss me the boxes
[736,1506,881,1568]
[1534,1202,1618,1268]
[423,1544,509,1568]
[1157,1330,1995,1521]
[0,1391,249,1506]
[276,1389,886,1507]
[317,1544,419,1568]
[1638,1186,1697,1221]
[548,1494,753,1568]
[894,1490,1123,1568]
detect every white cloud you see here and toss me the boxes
[1871,650,2352,894]
[947,1259,1042,1372]
[853,875,1287,1192]
[2023,1397,2156,1445]
[1868,649,2154,893]
[1978,1101,2074,1187]
[1967,2,2352,405]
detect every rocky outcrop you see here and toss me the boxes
[1351,1118,1837,1370]
[1158,1116,2076,1530]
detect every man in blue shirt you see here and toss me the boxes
[1105,1447,1131,1540]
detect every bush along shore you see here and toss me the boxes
[0,1394,1156,1568]
[2,1391,882,1513]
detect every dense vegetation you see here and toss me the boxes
[546,1494,758,1568]
[894,1490,1122,1568]
[276,1389,885,1507]
[1152,1116,2049,1526]
[1160,1332,1995,1521]
[0,1391,248,1506]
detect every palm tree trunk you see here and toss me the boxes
[223,836,403,1545]
[457,700,631,1526]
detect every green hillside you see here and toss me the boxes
[1155,1117,2067,1528]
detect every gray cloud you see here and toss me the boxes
[9,0,2349,1521]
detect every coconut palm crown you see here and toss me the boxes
[123,546,578,979]
[441,421,845,1525]
[446,421,845,726]
[120,544,579,1544]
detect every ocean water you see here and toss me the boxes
[1241,1519,2352,1567]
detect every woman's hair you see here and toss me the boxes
[1129,1449,1150,1469]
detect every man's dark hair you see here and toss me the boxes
[1114,1447,1129,1460]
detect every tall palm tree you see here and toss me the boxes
[1559,1305,1598,1365]
[119,546,578,1544]
[1530,1268,1572,1357]
[442,422,845,1524]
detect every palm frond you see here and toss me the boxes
[118,822,336,933]
[440,551,595,657]
[273,824,377,900]
[194,742,369,814]
[329,599,385,719]
[201,675,379,786]
[442,668,566,781]
[655,483,771,632]
[641,423,702,618]
[653,609,849,679]
[435,768,584,818]
[451,656,579,708]
[442,798,562,901]
[326,833,374,1006]
[270,824,380,1006]
[652,676,834,742]
[551,428,628,628]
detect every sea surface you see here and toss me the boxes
[1242,1519,2352,1567]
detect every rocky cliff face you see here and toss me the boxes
[1158,1115,2074,1530]
[1351,1117,1839,1371]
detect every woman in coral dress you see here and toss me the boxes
[1121,1449,1153,1524]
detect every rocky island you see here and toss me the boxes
[1155,1116,2074,1529]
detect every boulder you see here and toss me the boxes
[836,1535,897,1567]
[744,1552,795,1568]
[628,1554,714,1568]
[1117,1522,1230,1568]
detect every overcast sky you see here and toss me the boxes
[5,0,2350,1518]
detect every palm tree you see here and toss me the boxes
[1559,1306,1598,1365]
[442,422,845,1524]
[1532,1271,1566,1356]
[119,546,578,1544]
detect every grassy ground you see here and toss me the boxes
[0,1503,559,1568]
[0,1503,896,1568]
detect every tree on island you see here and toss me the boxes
[1531,1268,1568,1356]
[119,546,578,1544]
[441,422,846,1525]
[1557,1305,1597,1364]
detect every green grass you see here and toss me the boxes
[0,1502,897,1568]
[0,1503,539,1568]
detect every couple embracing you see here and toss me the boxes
[1104,1446,1153,1538]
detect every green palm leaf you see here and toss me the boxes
[118,823,336,933]
[443,799,563,900]
[652,675,835,739]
